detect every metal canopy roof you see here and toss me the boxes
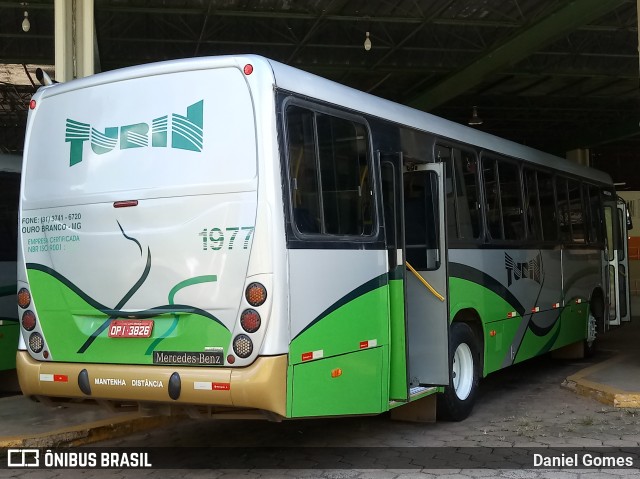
[0,0,638,185]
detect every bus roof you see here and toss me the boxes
[266,58,613,186]
[29,54,611,186]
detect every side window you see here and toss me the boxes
[556,177,571,242]
[498,160,523,240]
[537,171,557,241]
[568,179,585,243]
[523,168,542,241]
[286,106,321,234]
[404,170,440,271]
[587,185,603,244]
[286,105,373,237]
[482,156,523,241]
[437,145,481,241]
[437,145,457,240]
[482,157,502,239]
[455,149,481,240]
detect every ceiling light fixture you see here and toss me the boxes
[468,106,483,126]
[364,31,372,51]
[21,4,30,32]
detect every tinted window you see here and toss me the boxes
[286,105,373,236]
[523,168,542,241]
[556,177,571,242]
[537,171,557,241]
[482,157,523,241]
[568,179,585,243]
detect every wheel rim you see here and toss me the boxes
[452,342,474,400]
[586,313,597,347]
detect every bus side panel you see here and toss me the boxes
[388,273,408,401]
[449,248,564,374]
[559,249,601,345]
[290,347,385,417]
[449,276,518,376]
[287,249,389,417]
[514,249,599,362]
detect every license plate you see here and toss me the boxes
[108,319,154,338]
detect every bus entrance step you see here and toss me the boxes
[409,386,437,398]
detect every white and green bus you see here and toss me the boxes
[16,55,630,421]
[1,154,21,374]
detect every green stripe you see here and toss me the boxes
[292,273,388,340]
[168,275,218,305]
[145,275,219,355]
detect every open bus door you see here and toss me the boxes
[603,192,631,326]
[402,161,449,389]
[380,154,449,404]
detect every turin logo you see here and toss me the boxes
[64,100,204,166]
[505,252,543,287]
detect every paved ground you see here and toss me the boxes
[3,349,636,478]
[2,314,640,477]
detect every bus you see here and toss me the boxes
[0,154,21,374]
[16,55,629,421]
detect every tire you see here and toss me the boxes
[437,322,480,421]
[584,297,604,358]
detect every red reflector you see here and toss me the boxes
[29,99,36,110]
[114,200,138,208]
[17,288,31,309]
[243,64,253,75]
[21,310,36,331]
[302,352,313,361]
[240,309,261,333]
[54,374,68,382]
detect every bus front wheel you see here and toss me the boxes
[437,322,479,421]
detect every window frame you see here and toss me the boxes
[435,141,483,245]
[480,153,525,244]
[281,97,379,245]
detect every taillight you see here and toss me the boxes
[233,334,253,358]
[22,310,36,331]
[245,282,267,307]
[240,309,261,333]
[18,288,31,309]
[28,332,44,353]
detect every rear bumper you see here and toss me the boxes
[16,351,287,417]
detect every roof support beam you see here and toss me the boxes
[564,119,640,150]
[407,0,629,111]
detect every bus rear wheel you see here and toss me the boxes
[437,322,479,421]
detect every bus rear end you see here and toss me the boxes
[17,57,287,417]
